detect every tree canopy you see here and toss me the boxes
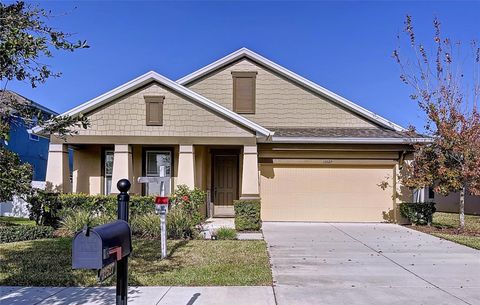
[394,16,480,228]
[0,1,89,142]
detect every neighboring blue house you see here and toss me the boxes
[2,90,58,181]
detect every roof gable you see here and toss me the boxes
[71,82,256,138]
[177,48,405,132]
[185,58,378,129]
[33,71,271,137]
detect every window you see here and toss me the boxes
[145,151,172,196]
[29,133,39,141]
[428,186,435,200]
[145,96,164,126]
[104,151,114,195]
[232,71,257,114]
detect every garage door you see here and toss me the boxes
[260,165,394,222]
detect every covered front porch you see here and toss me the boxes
[45,140,260,217]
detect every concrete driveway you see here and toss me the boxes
[263,223,480,305]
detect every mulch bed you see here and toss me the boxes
[407,225,480,237]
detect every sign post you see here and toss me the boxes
[155,196,169,259]
[137,176,170,259]
[116,179,131,305]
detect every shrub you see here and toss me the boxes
[166,205,199,239]
[400,202,436,225]
[0,225,54,243]
[53,188,202,239]
[59,209,113,236]
[130,196,156,216]
[234,200,261,231]
[58,193,115,216]
[58,194,155,217]
[131,213,160,239]
[214,227,237,240]
[169,185,206,226]
[0,221,19,227]
[28,189,62,228]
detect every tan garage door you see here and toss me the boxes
[260,165,394,222]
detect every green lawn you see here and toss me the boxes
[412,212,480,250]
[432,212,480,231]
[432,233,480,250]
[0,216,36,226]
[0,238,272,286]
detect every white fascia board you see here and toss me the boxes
[263,137,432,144]
[177,48,405,132]
[32,71,272,137]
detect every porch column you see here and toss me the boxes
[241,145,260,199]
[111,144,133,194]
[177,144,195,188]
[45,143,71,193]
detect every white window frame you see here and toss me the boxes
[29,133,39,141]
[145,150,172,196]
[104,150,114,195]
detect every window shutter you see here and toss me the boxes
[145,96,164,126]
[232,72,257,114]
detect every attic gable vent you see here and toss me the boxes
[145,95,164,126]
[232,71,257,114]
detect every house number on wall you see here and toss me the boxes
[322,160,334,164]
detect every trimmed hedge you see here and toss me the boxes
[0,221,19,227]
[58,186,205,239]
[58,194,156,216]
[234,200,261,231]
[400,202,436,225]
[0,225,54,243]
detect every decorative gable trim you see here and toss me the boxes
[177,48,405,132]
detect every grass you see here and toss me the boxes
[0,216,36,226]
[432,233,480,250]
[0,238,272,287]
[410,212,480,250]
[214,227,238,240]
[431,212,480,231]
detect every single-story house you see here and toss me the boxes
[35,48,432,222]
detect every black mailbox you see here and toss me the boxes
[72,220,132,270]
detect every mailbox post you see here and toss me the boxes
[155,196,169,259]
[72,179,132,305]
[116,179,131,305]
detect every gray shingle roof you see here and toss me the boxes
[0,90,57,115]
[270,127,419,139]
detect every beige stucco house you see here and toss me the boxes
[36,48,430,222]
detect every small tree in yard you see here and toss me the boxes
[0,147,32,202]
[393,16,480,229]
[0,1,89,202]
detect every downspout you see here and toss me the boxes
[398,150,407,170]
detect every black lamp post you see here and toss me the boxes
[116,179,131,305]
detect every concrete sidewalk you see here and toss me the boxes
[0,286,276,305]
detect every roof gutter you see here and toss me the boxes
[262,137,433,144]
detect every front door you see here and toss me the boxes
[213,154,238,216]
